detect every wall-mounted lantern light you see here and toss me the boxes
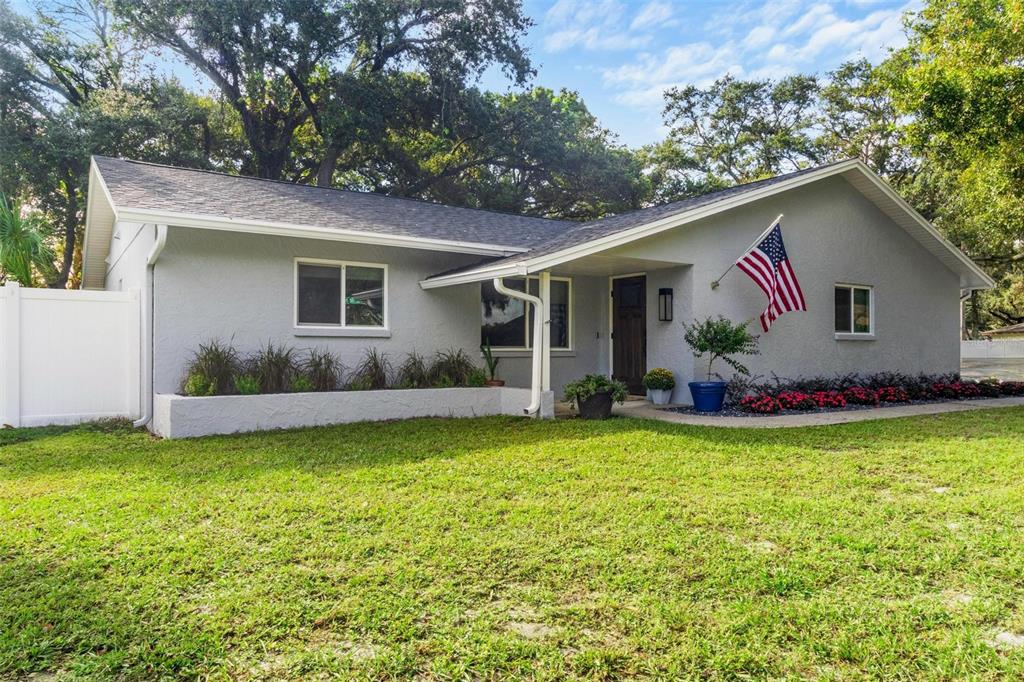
[658,288,673,322]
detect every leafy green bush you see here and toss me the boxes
[291,375,314,393]
[233,374,260,395]
[642,368,675,391]
[249,342,297,393]
[467,368,487,387]
[302,348,342,391]
[181,340,239,395]
[682,316,759,381]
[184,373,216,397]
[564,374,628,409]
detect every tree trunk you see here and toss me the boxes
[316,146,341,187]
[970,290,981,339]
[53,177,78,289]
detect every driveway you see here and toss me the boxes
[962,358,1024,381]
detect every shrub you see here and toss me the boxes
[952,381,981,399]
[395,351,432,389]
[876,386,910,403]
[976,378,1002,397]
[291,375,314,393]
[776,391,817,410]
[564,374,628,410]
[842,386,878,406]
[302,348,342,391]
[181,340,239,395]
[812,391,846,408]
[467,368,487,387]
[642,368,676,391]
[430,348,477,387]
[184,373,216,397]
[682,316,759,381]
[481,340,500,381]
[739,394,780,414]
[1000,381,1024,396]
[233,374,260,395]
[249,342,297,393]
[349,348,391,390]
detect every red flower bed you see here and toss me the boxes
[876,386,910,403]
[738,394,780,414]
[842,386,878,405]
[1000,381,1024,396]
[812,391,846,408]
[776,391,818,411]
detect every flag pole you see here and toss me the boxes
[710,214,784,289]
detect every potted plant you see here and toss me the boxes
[480,340,504,386]
[564,374,628,419]
[642,368,676,405]
[682,316,759,412]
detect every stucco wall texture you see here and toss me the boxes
[142,174,960,403]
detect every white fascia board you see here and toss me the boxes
[418,261,529,289]
[112,206,529,257]
[81,159,120,289]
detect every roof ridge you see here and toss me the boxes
[91,155,574,226]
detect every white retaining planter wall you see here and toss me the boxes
[153,387,555,438]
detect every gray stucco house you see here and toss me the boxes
[83,156,993,423]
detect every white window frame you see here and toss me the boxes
[481,275,573,351]
[834,283,874,339]
[294,257,389,332]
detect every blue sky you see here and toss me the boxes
[485,0,919,146]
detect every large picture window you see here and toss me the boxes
[481,277,572,350]
[834,284,872,335]
[296,259,386,328]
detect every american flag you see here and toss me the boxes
[735,220,806,332]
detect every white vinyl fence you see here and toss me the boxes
[1,282,140,427]
[962,340,1024,359]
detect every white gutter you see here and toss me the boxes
[493,277,544,416]
[133,224,168,428]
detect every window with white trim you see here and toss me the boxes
[834,284,872,335]
[296,259,386,328]
[481,277,572,350]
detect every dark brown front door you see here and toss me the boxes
[612,275,647,394]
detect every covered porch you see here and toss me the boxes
[421,250,692,415]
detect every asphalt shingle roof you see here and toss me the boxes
[424,161,851,280]
[93,156,573,250]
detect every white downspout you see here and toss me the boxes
[133,224,168,428]
[493,277,544,416]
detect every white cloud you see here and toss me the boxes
[540,0,680,52]
[630,1,675,31]
[600,0,917,113]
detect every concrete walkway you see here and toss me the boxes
[609,396,1024,428]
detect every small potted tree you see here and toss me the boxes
[643,368,676,405]
[564,374,628,419]
[480,340,504,386]
[683,316,759,412]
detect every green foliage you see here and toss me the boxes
[466,368,487,388]
[683,317,760,381]
[642,368,676,391]
[181,340,239,395]
[349,348,391,390]
[184,373,216,397]
[480,340,500,381]
[233,374,260,396]
[249,343,297,394]
[290,375,314,393]
[0,193,53,286]
[302,348,341,392]
[563,374,628,409]
[430,348,478,387]
[395,351,432,389]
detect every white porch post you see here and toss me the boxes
[539,271,551,392]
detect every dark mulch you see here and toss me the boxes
[662,397,1001,418]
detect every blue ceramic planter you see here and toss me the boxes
[688,381,728,412]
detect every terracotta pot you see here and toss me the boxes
[484,379,505,387]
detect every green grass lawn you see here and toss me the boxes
[3,410,1024,680]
